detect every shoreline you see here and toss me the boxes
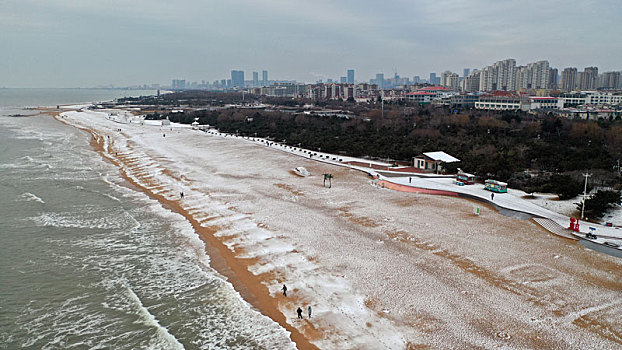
[53,113,320,350]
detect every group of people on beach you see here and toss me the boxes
[282,285,312,319]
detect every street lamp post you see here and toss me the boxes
[581,172,592,220]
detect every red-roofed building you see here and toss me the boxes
[405,92,436,103]
[415,86,452,98]
[417,86,450,92]
[528,96,562,110]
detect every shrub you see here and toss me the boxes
[578,190,621,219]
[548,175,584,200]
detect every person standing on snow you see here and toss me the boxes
[297,307,303,319]
[282,284,287,297]
[308,305,312,318]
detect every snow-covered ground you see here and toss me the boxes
[379,176,622,239]
[58,109,622,349]
[511,190,622,227]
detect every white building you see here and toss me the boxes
[528,96,562,110]
[475,96,522,110]
[586,92,622,105]
[558,92,622,107]
[405,92,434,103]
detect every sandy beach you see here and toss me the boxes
[57,109,622,349]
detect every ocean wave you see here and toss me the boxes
[124,287,185,350]
[19,192,45,204]
[19,155,35,162]
[0,163,26,169]
[0,155,55,170]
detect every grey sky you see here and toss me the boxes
[1,0,620,87]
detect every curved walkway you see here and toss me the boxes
[376,179,458,196]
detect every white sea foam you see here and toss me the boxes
[124,287,185,350]
[30,212,126,230]
[20,155,35,162]
[20,192,45,204]
[0,162,26,169]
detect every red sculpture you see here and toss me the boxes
[568,218,580,232]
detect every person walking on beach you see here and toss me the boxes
[491,193,494,201]
[308,305,312,318]
[282,284,287,297]
[297,307,303,319]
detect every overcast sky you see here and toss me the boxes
[1,0,620,87]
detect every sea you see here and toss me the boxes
[0,89,295,349]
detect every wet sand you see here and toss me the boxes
[54,115,320,350]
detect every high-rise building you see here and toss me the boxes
[463,68,470,78]
[376,73,385,89]
[440,71,451,87]
[440,71,459,90]
[448,73,459,91]
[413,76,421,84]
[479,59,516,91]
[252,72,259,87]
[231,70,245,87]
[515,60,549,90]
[560,67,578,92]
[429,73,437,85]
[497,59,517,91]
[599,71,621,89]
[347,69,355,84]
[547,68,558,90]
[462,70,481,92]
[529,60,549,89]
[579,67,598,90]
[340,76,347,83]
[262,70,268,86]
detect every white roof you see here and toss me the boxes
[457,172,475,177]
[422,151,460,163]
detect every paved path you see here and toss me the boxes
[377,175,622,241]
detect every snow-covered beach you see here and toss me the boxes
[57,109,622,349]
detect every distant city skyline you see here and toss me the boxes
[167,58,620,94]
[1,0,621,87]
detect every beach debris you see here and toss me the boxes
[473,206,480,216]
[293,167,310,177]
